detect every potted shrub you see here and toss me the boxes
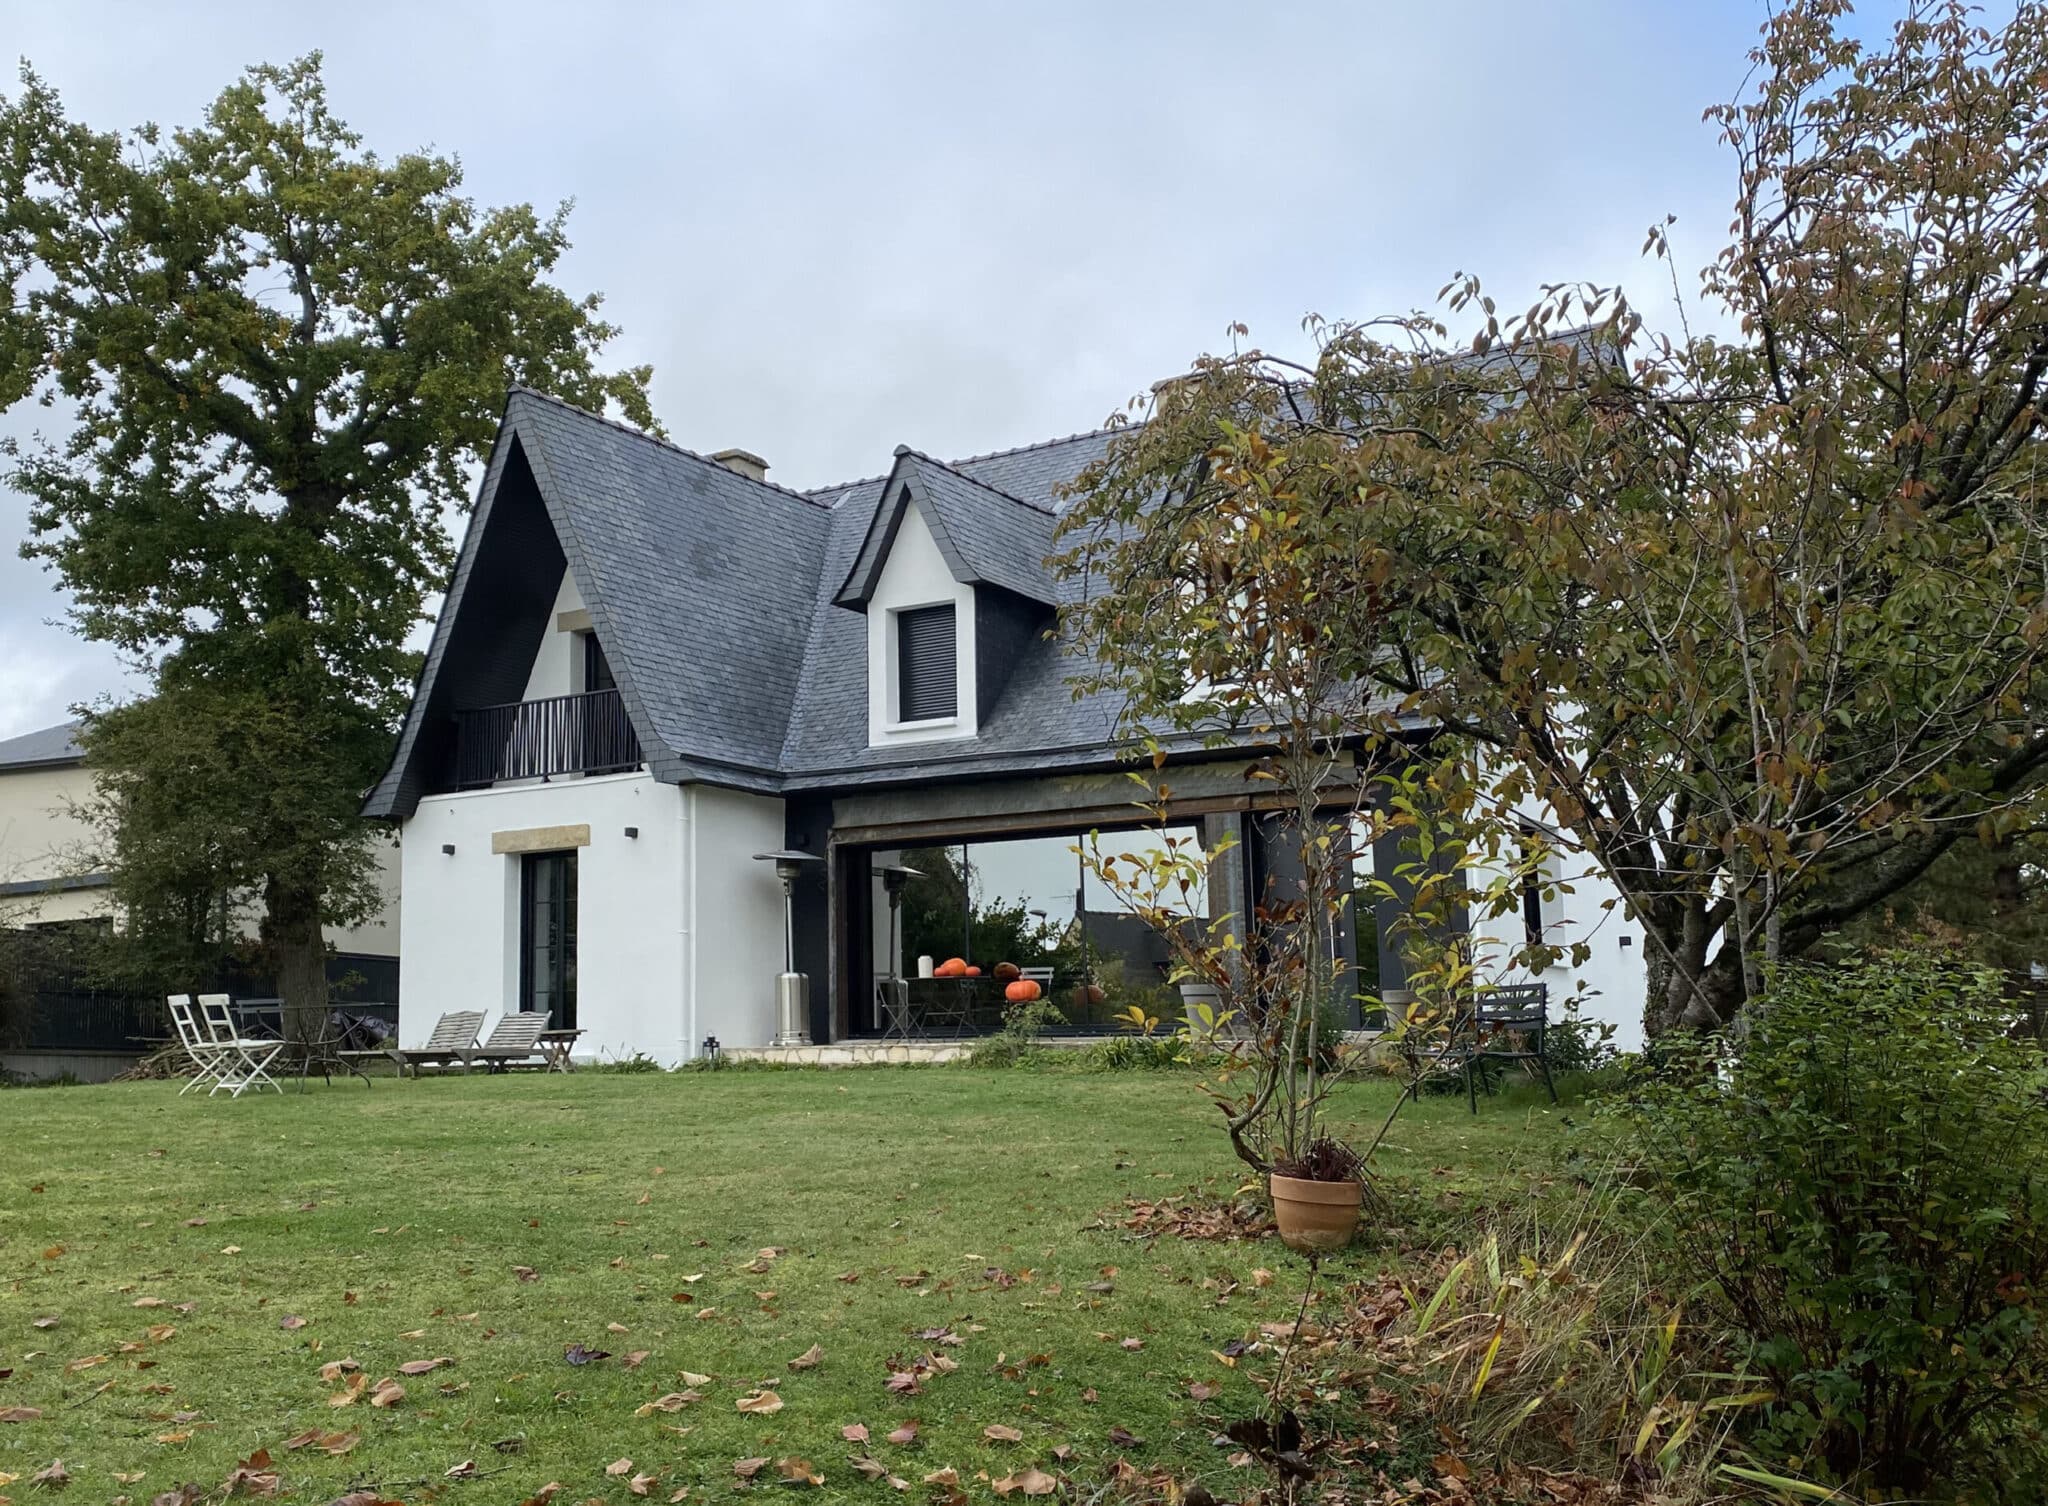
[1267,1136,1365,1252]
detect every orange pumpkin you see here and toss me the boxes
[964,966,982,978]
[935,957,969,978]
[992,961,1022,983]
[1005,979,1042,1003]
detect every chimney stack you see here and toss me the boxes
[711,448,769,483]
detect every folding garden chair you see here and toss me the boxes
[167,994,231,1096]
[195,993,284,1097]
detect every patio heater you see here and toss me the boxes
[754,848,822,1047]
[875,864,923,1038]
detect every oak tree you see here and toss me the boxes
[0,55,656,1036]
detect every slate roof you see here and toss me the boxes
[835,451,1059,610]
[0,721,83,772]
[365,389,1161,818]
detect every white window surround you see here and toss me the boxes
[866,502,978,746]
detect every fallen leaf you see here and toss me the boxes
[518,1486,563,1506]
[223,1448,280,1497]
[1189,1381,1220,1402]
[328,1374,369,1408]
[563,1344,610,1366]
[983,1424,1023,1443]
[885,1422,919,1445]
[29,1318,58,1331]
[512,1266,538,1282]
[678,1370,712,1387]
[787,1345,823,1371]
[1119,1338,1144,1351]
[732,1459,768,1480]
[146,1326,176,1343]
[735,1390,784,1415]
[1108,1425,1143,1448]
[367,1380,404,1408]
[1433,1454,1471,1481]
[397,1358,453,1376]
[31,1460,69,1490]
[622,1350,651,1370]
[219,1247,241,1256]
[0,1408,43,1423]
[775,1458,821,1486]
[841,1423,869,1443]
[444,1460,478,1480]
[633,1392,702,1416]
[1250,1268,1274,1288]
[605,1459,633,1478]
[181,1219,207,1228]
[133,1298,166,1310]
[279,1316,307,1331]
[607,1323,630,1336]
[317,1359,360,1382]
[836,1271,860,1284]
[991,1469,1059,1498]
[628,1473,657,1497]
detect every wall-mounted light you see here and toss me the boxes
[1619,935,1633,948]
[624,826,640,840]
[441,843,456,856]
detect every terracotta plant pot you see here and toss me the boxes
[1269,1173,1363,1253]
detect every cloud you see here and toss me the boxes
[0,0,1773,726]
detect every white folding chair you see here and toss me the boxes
[167,994,230,1096]
[196,993,284,1097]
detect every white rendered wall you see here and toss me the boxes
[1467,826,1647,1056]
[399,773,793,1063]
[866,502,978,746]
[400,773,686,1062]
[682,784,792,1054]
[522,572,589,701]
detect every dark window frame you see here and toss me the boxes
[520,849,579,1028]
[895,603,958,723]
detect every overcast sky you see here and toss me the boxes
[0,1,1853,740]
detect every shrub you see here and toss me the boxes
[1621,956,2048,1493]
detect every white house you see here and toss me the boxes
[365,389,1645,1062]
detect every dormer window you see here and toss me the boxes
[896,605,957,722]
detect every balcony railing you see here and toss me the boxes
[449,689,642,789]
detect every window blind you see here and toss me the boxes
[897,605,957,721]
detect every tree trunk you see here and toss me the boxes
[263,876,328,1047]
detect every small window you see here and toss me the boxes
[582,632,616,694]
[897,604,957,722]
[1521,832,1544,947]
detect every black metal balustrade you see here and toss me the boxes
[450,689,642,788]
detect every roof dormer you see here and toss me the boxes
[836,449,1058,749]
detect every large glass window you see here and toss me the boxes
[520,850,578,1027]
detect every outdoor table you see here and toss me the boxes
[537,1028,584,1072]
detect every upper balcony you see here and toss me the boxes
[447,688,642,790]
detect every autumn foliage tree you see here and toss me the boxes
[1061,0,2048,1035]
[0,56,656,1036]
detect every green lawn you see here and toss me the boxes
[0,1067,1569,1501]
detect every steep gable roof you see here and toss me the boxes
[834,449,1058,610]
[367,393,1160,816]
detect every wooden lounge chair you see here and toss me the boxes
[459,1011,552,1072]
[383,1010,485,1078]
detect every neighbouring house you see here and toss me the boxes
[364,389,1648,1063]
[0,720,403,1079]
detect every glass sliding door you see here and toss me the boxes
[520,850,578,1028]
